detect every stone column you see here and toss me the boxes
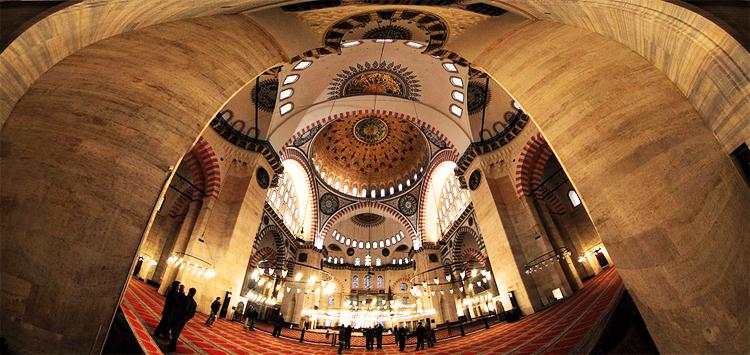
[470,170,542,315]
[158,198,213,294]
[530,197,583,292]
[154,200,201,285]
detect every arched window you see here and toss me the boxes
[400,283,407,291]
[354,257,360,266]
[364,275,372,289]
[377,275,384,288]
[375,257,382,266]
[352,276,359,288]
[328,295,335,306]
[568,190,582,207]
[339,257,344,264]
[364,255,371,266]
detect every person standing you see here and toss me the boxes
[364,327,373,350]
[345,325,352,349]
[154,281,180,339]
[205,297,221,327]
[425,322,434,348]
[272,313,285,337]
[247,307,258,331]
[397,326,407,351]
[168,288,197,352]
[375,323,383,349]
[337,325,347,354]
[414,321,426,351]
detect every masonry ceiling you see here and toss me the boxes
[310,111,430,196]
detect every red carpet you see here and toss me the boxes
[121,267,622,354]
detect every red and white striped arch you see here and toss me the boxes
[514,133,553,198]
[168,137,221,217]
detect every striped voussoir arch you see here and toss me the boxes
[248,247,276,269]
[461,248,487,270]
[168,137,221,217]
[514,134,568,214]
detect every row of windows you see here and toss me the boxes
[438,173,471,231]
[442,62,464,118]
[332,229,405,249]
[340,39,426,49]
[325,256,411,266]
[267,173,303,233]
[278,59,314,116]
[352,275,384,289]
[315,162,424,199]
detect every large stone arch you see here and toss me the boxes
[0,2,747,354]
[280,147,319,240]
[418,150,460,239]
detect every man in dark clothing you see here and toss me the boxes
[375,324,384,349]
[397,326,407,351]
[425,322,434,348]
[168,287,197,352]
[345,325,352,349]
[364,327,373,350]
[337,326,347,354]
[205,297,221,326]
[247,307,258,331]
[414,322,427,351]
[272,313,285,337]
[155,281,180,338]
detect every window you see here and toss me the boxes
[293,60,312,70]
[279,102,293,115]
[352,276,359,288]
[568,190,581,207]
[355,257,361,266]
[328,295,335,305]
[339,257,344,264]
[450,76,464,88]
[283,74,299,85]
[342,40,361,48]
[364,275,372,289]
[449,104,463,117]
[376,257,382,266]
[364,255,371,267]
[451,90,464,103]
[379,241,384,248]
[400,283,407,291]
[279,88,294,100]
[405,41,424,49]
[442,63,458,72]
[358,241,364,249]
[377,275,384,288]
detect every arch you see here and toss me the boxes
[389,276,413,292]
[167,137,220,217]
[460,248,487,271]
[248,247,276,269]
[452,226,485,264]
[418,150,460,240]
[514,132,553,198]
[255,225,288,271]
[1,3,748,353]
[280,147,318,237]
[318,201,420,250]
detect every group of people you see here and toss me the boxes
[242,304,259,330]
[154,281,198,352]
[335,321,436,353]
[363,324,384,350]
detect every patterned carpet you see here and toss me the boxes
[121,267,622,354]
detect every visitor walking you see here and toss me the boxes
[154,281,180,339]
[168,288,197,352]
[425,322,434,348]
[364,327,374,350]
[337,325,347,354]
[272,313,285,337]
[205,297,221,326]
[247,307,258,331]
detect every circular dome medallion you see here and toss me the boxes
[398,194,418,216]
[346,247,355,256]
[382,248,390,257]
[319,193,339,215]
[354,117,388,144]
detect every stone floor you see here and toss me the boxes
[120,267,622,354]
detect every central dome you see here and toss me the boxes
[310,111,430,199]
